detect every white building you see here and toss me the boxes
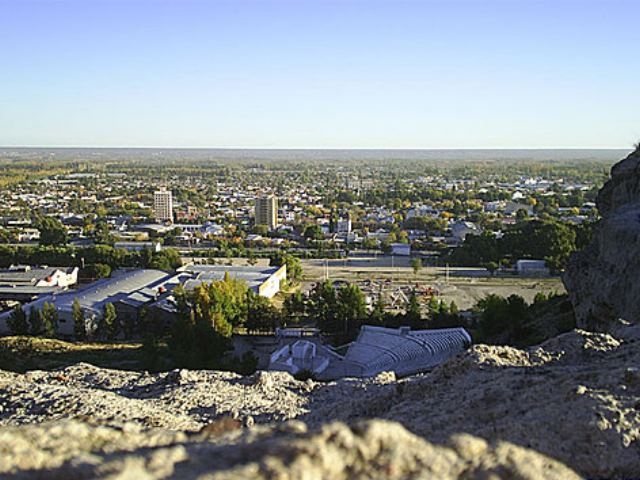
[337,218,352,233]
[390,243,411,256]
[516,259,549,276]
[153,189,173,222]
[178,264,287,298]
[450,221,481,241]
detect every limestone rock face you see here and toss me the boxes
[0,419,580,480]
[563,148,640,330]
[1,329,639,479]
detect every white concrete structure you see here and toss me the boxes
[341,325,471,378]
[269,325,472,380]
[0,266,79,302]
[153,188,173,222]
[269,340,332,376]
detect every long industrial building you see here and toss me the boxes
[0,263,287,337]
[0,269,175,336]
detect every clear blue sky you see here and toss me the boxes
[0,0,638,148]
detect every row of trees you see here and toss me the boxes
[0,244,183,273]
[290,281,462,345]
[446,219,594,271]
[6,300,119,341]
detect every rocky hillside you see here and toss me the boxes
[1,327,639,479]
[564,147,640,330]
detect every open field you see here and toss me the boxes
[301,257,565,310]
[0,337,146,373]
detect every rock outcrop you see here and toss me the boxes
[564,147,640,330]
[1,328,639,479]
[0,418,580,479]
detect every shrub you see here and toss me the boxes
[7,306,28,335]
[41,302,59,338]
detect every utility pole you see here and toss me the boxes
[391,254,394,283]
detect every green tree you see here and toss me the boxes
[149,248,183,271]
[369,295,388,325]
[308,280,339,335]
[167,281,236,369]
[501,220,576,272]
[246,291,281,333]
[82,262,113,280]
[72,298,86,340]
[93,221,115,245]
[41,302,59,338]
[37,217,68,246]
[405,289,422,325]
[303,224,324,241]
[483,261,499,276]
[411,258,423,276]
[449,300,459,315]
[103,302,118,340]
[427,295,440,316]
[283,290,306,325]
[515,208,529,222]
[337,283,367,339]
[476,294,528,342]
[7,305,28,335]
[447,232,500,267]
[252,224,269,236]
[28,307,43,336]
[269,251,302,282]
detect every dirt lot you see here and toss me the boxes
[301,257,565,310]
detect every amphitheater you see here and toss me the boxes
[269,325,472,380]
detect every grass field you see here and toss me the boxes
[0,336,147,373]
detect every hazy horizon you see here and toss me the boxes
[0,146,629,164]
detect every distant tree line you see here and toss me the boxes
[0,244,183,274]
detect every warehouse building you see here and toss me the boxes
[178,264,286,298]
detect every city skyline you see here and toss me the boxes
[1,0,639,149]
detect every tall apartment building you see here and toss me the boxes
[255,195,278,231]
[153,188,173,222]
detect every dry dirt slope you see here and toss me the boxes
[0,327,639,479]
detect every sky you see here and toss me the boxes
[0,0,638,149]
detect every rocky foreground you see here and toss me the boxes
[1,327,639,479]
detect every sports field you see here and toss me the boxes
[300,257,564,310]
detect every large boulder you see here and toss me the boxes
[564,147,640,330]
